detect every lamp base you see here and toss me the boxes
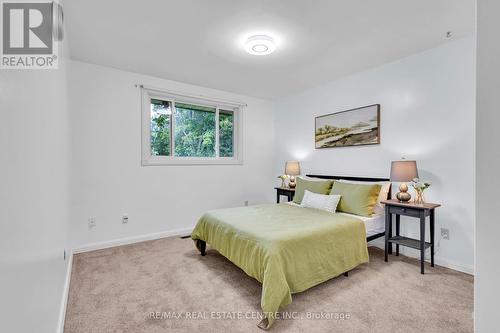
[396,182,411,202]
[288,176,297,189]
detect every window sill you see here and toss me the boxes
[142,157,243,166]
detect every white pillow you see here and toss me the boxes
[335,179,391,215]
[300,190,341,213]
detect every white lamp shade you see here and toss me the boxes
[285,161,300,176]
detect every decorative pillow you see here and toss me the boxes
[330,182,382,217]
[292,177,334,204]
[336,179,391,215]
[300,190,341,213]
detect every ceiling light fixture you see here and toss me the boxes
[245,35,276,56]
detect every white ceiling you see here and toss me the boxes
[65,0,475,100]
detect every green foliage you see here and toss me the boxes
[219,111,234,157]
[411,178,431,191]
[150,101,234,157]
[174,105,215,157]
[151,101,170,156]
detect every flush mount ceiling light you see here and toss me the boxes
[244,35,276,55]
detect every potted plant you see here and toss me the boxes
[277,175,289,188]
[411,178,431,204]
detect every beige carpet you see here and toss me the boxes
[64,237,473,333]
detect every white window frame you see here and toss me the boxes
[141,86,244,166]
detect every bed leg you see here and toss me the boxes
[197,240,206,256]
[344,271,349,277]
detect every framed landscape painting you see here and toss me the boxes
[315,104,380,148]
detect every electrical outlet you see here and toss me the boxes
[122,214,129,224]
[88,217,96,230]
[244,201,249,207]
[441,228,449,240]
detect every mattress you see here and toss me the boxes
[339,212,385,238]
[287,202,385,238]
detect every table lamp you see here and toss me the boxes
[390,160,418,202]
[285,161,300,189]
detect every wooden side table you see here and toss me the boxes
[274,187,295,203]
[381,199,441,274]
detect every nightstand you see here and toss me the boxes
[381,199,441,274]
[274,187,295,203]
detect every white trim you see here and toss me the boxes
[170,99,176,156]
[142,156,243,166]
[74,229,473,273]
[59,228,193,330]
[136,84,247,108]
[74,229,472,274]
[73,227,194,254]
[215,107,220,158]
[57,250,73,333]
[141,87,243,166]
[369,239,474,275]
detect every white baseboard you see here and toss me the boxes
[73,227,194,254]
[74,229,474,274]
[57,249,73,333]
[369,239,474,275]
[60,227,192,331]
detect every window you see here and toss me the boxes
[142,87,243,165]
[219,110,234,157]
[174,102,216,157]
[150,99,172,156]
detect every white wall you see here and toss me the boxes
[69,61,275,249]
[476,1,499,331]
[0,43,71,332]
[274,37,476,273]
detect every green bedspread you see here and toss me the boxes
[191,203,369,329]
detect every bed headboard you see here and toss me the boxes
[305,174,392,199]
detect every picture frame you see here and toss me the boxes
[315,104,380,149]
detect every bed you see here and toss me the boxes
[191,175,390,329]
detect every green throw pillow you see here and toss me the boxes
[293,178,334,204]
[330,182,382,217]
